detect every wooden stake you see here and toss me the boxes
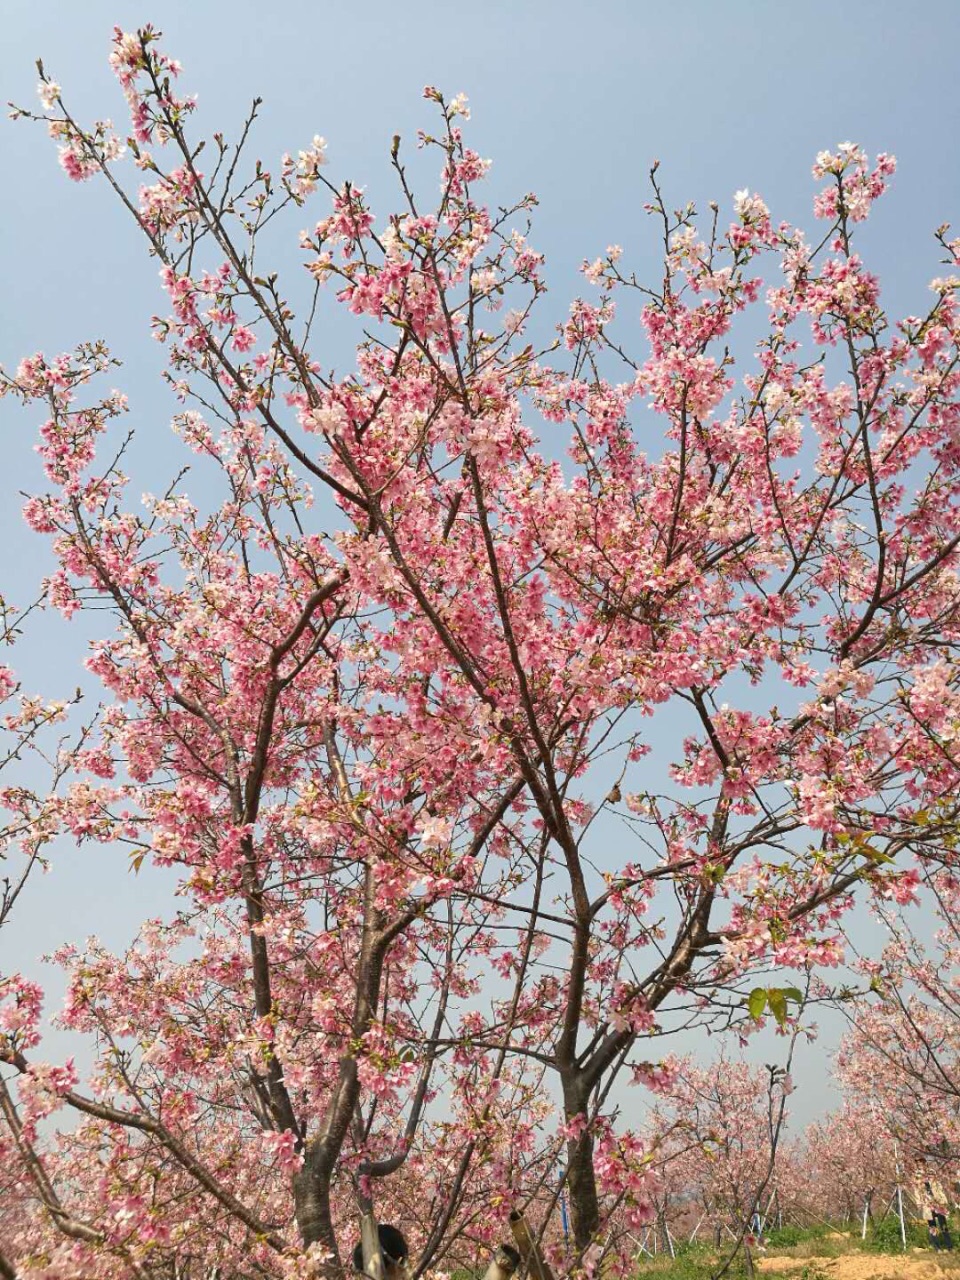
[360,1212,385,1280]
[509,1211,556,1280]
[482,1244,521,1280]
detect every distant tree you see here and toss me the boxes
[838,869,960,1174]
[797,1102,898,1228]
[646,1054,795,1275]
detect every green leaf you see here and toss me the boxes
[747,988,767,1021]
[768,989,788,1026]
[783,987,804,1004]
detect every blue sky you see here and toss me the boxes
[3,0,960,1129]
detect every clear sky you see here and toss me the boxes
[2,0,960,1131]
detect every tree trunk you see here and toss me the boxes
[294,1159,341,1277]
[562,1073,601,1250]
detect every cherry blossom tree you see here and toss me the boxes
[793,1102,898,1230]
[5,21,960,1278]
[837,870,960,1178]
[0,587,85,1280]
[0,335,556,1277]
[642,1053,796,1276]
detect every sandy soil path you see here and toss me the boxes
[758,1252,960,1279]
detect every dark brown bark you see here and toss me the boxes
[293,1160,341,1272]
[560,1071,601,1250]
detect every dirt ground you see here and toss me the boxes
[758,1250,960,1279]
